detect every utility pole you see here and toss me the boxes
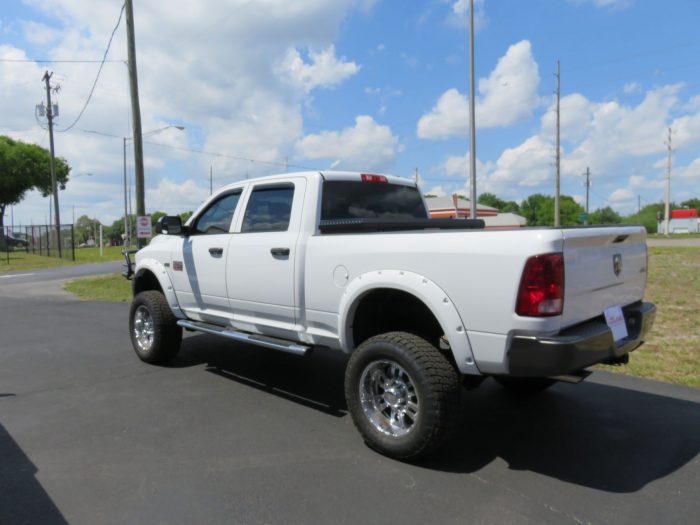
[210,165,213,195]
[125,0,146,247]
[43,70,62,257]
[467,0,477,220]
[123,137,130,247]
[414,167,419,184]
[584,167,591,226]
[554,60,561,228]
[664,126,672,237]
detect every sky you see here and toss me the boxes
[2,0,700,227]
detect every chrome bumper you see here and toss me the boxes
[507,301,656,377]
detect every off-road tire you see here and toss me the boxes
[493,376,556,395]
[129,290,182,364]
[344,331,461,460]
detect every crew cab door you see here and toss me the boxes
[169,189,243,323]
[226,179,305,337]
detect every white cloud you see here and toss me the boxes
[417,40,540,138]
[3,0,375,225]
[146,179,210,215]
[295,115,400,171]
[610,188,634,202]
[443,151,493,179]
[491,135,554,187]
[448,0,487,29]
[279,45,359,93]
[568,0,633,8]
[623,81,640,94]
[675,157,700,180]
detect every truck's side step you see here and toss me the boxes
[176,320,310,356]
[549,369,593,384]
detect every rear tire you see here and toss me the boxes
[129,290,182,364]
[344,331,461,460]
[493,376,556,395]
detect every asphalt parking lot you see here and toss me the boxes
[1,273,699,524]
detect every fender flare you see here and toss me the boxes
[134,258,186,319]
[338,269,481,375]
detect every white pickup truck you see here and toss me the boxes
[124,171,656,459]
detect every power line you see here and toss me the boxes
[56,3,126,133]
[0,59,123,63]
[143,139,317,171]
[79,128,317,171]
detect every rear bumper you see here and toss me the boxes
[507,301,656,377]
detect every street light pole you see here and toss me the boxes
[468,0,477,220]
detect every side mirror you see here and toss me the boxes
[156,216,184,236]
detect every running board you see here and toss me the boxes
[549,369,593,384]
[177,320,310,356]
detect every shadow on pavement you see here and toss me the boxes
[170,333,700,493]
[425,380,700,493]
[0,422,68,524]
[172,333,348,417]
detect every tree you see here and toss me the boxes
[74,215,101,245]
[519,194,583,226]
[150,211,168,236]
[623,202,666,233]
[681,198,700,211]
[519,194,550,226]
[108,215,136,246]
[589,206,622,225]
[479,192,520,213]
[0,136,70,233]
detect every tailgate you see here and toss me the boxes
[561,226,648,328]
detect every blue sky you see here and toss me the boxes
[2,0,700,227]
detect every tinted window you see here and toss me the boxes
[193,192,241,234]
[321,180,427,220]
[242,186,294,233]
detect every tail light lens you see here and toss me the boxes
[516,253,564,317]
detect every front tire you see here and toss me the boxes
[344,332,461,460]
[129,290,182,364]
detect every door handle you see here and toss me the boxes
[208,247,224,256]
[270,247,290,256]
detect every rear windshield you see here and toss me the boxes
[321,180,427,221]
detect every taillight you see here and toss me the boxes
[361,174,388,183]
[516,253,564,317]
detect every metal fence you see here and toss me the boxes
[2,225,75,264]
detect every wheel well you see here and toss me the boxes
[351,289,443,348]
[133,269,163,296]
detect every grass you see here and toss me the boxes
[63,273,132,302]
[0,245,127,273]
[598,247,700,388]
[63,246,700,387]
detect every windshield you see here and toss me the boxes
[321,180,427,221]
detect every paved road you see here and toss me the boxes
[647,237,700,247]
[0,260,124,285]
[0,282,699,524]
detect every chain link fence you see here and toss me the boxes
[2,225,75,264]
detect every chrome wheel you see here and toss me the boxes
[133,305,155,352]
[359,360,420,437]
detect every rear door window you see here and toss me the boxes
[241,185,295,233]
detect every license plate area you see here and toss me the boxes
[604,304,629,342]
